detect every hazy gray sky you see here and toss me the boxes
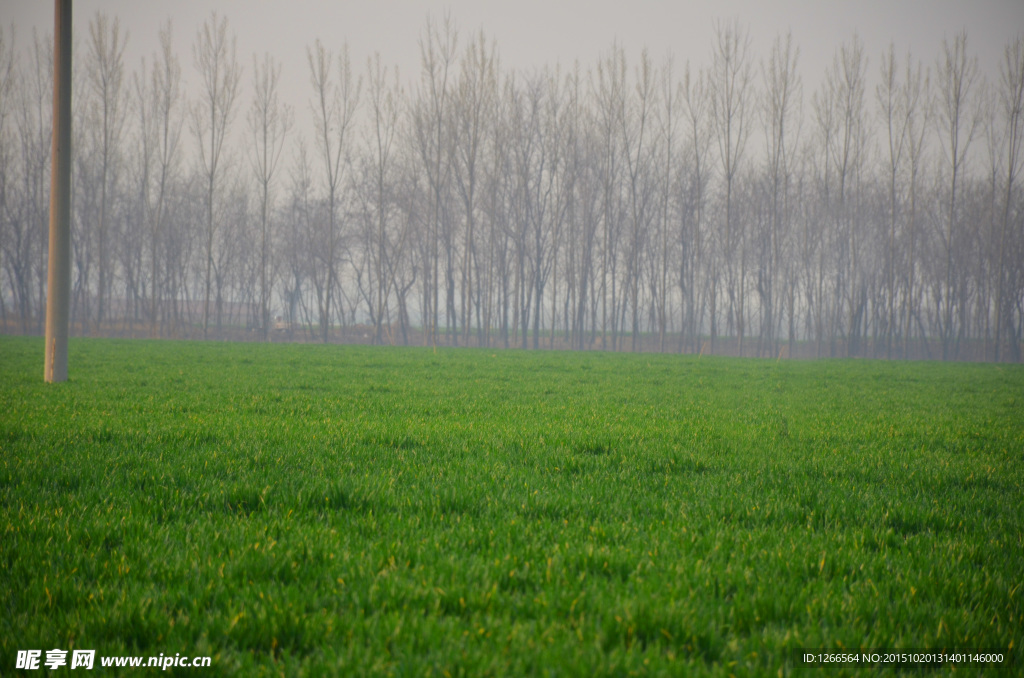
[7,0,1024,142]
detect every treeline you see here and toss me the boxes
[1,14,1022,360]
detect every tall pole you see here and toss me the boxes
[45,0,72,383]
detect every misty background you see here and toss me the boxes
[2,0,1023,359]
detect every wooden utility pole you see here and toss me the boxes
[45,0,72,382]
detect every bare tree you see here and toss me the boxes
[760,31,801,356]
[563,62,598,351]
[810,68,835,357]
[550,66,582,350]
[935,30,980,359]
[902,61,930,359]
[592,43,627,350]
[620,49,656,352]
[819,35,868,356]
[362,52,402,344]
[140,20,183,335]
[709,19,753,355]
[191,12,241,339]
[413,14,458,346]
[307,38,359,342]
[0,25,17,327]
[248,52,291,341]
[7,31,52,333]
[680,61,713,353]
[82,13,128,329]
[502,74,537,349]
[453,30,497,346]
[877,44,912,358]
[531,68,565,350]
[995,37,1024,361]
[654,55,680,352]
[132,50,155,331]
[283,140,315,338]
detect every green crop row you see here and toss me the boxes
[1,336,1021,676]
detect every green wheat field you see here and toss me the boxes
[1,336,1022,676]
